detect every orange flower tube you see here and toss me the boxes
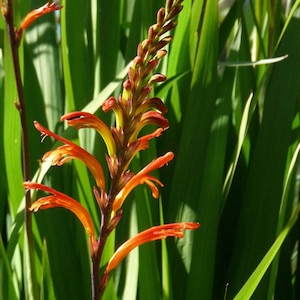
[112,152,174,214]
[105,222,200,274]
[61,111,116,157]
[24,182,96,245]
[34,121,106,190]
[20,1,62,30]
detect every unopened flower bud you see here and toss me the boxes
[108,211,123,232]
[122,84,132,103]
[102,96,117,112]
[166,0,174,14]
[166,5,183,21]
[128,67,137,83]
[149,36,173,54]
[160,20,177,36]
[93,187,107,213]
[148,73,167,84]
[137,43,145,57]
[141,39,152,51]
[142,58,159,76]
[157,8,165,25]
[132,56,143,69]
[136,86,153,104]
[106,155,119,179]
[148,26,156,41]
[154,50,168,60]
[123,79,131,89]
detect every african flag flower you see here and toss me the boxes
[23,182,97,248]
[33,121,106,190]
[112,152,174,215]
[20,1,62,30]
[9,1,63,43]
[100,222,200,293]
[105,222,200,274]
[24,1,198,298]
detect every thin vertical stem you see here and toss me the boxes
[6,0,32,237]
[92,200,113,300]
[4,0,37,296]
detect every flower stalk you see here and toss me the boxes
[21,1,199,299]
[2,1,62,298]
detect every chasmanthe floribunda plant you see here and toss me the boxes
[12,0,200,299]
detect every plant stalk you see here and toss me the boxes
[4,0,37,297]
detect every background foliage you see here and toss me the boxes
[1,0,300,299]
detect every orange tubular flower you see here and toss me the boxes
[122,127,166,171]
[61,112,116,157]
[20,1,63,30]
[105,222,200,274]
[34,121,105,190]
[136,128,165,150]
[112,152,174,214]
[129,111,169,143]
[23,182,96,246]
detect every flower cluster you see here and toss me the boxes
[22,0,199,297]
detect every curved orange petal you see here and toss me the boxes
[34,121,105,190]
[43,145,105,190]
[24,182,95,240]
[135,97,168,115]
[61,111,116,157]
[20,1,63,30]
[34,121,74,145]
[105,222,200,273]
[112,152,174,214]
[129,111,168,142]
[122,128,166,172]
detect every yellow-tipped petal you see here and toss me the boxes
[102,96,124,129]
[129,111,168,143]
[34,121,105,190]
[61,112,116,157]
[43,145,105,190]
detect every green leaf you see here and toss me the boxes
[40,239,55,300]
[234,200,300,299]
[166,1,220,299]
[3,20,24,219]
[0,235,18,300]
[226,10,300,298]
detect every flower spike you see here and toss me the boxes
[24,2,200,298]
